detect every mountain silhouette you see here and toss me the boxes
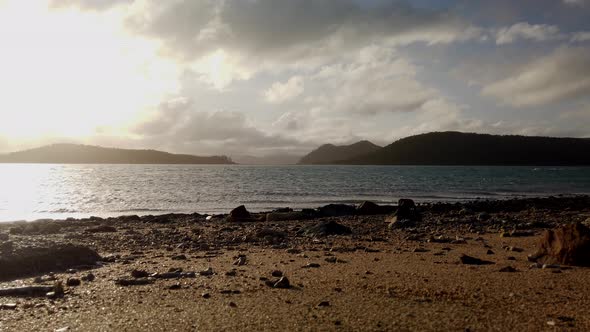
[0,144,234,164]
[338,132,590,165]
[298,140,382,164]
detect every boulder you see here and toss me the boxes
[386,198,421,228]
[533,223,590,266]
[301,220,352,237]
[316,204,356,217]
[356,201,381,215]
[227,205,253,222]
[0,244,101,281]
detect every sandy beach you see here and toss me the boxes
[1,196,589,331]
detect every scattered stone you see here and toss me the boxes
[499,266,517,272]
[286,248,302,254]
[271,270,283,277]
[459,254,494,265]
[534,223,590,266]
[228,302,237,308]
[266,211,315,222]
[542,264,561,269]
[317,301,330,307]
[301,220,352,237]
[486,250,495,255]
[477,212,490,221]
[0,233,9,241]
[85,225,117,233]
[0,282,63,298]
[317,204,356,217]
[66,278,81,287]
[168,283,181,290]
[171,254,187,260]
[225,270,237,277]
[303,263,321,268]
[115,278,154,286]
[131,270,149,278]
[202,293,211,299]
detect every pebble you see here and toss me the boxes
[303,263,321,268]
[499,266,517,273]
[171,254,187,260]
[199,268,214,276]
[131,270,149,278]
[317,301,330,307]
[168,283,181,290]
[271,270,283,277]
[234,256,247,266]
[542,264,561,269]
[273,276,291,289]
[81,273,96,282]
[202,293,211,299]
[0,303,17,310]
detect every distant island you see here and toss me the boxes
[335,132,590,165]
[0,144,234,164]
[298,140,382,164]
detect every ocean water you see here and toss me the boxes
[0,164,589,221]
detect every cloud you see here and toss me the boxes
[563,0,587,6]
[495,22,564,44]
[49,0,133,11]
[481,46,590,107]
[571,31,590,42]
[264,76,304,104]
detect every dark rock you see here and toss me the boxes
[459,254,494,265]
[171,254,187,260]
[233,256,246,266]
[266,211,316,222]
[85,225,117,233]
[131,270,149,278]
[317,204,356,217]
[115,278,153,286]
[486,249,495,255]
[202,293,211,299]
[499,266,517,272]
[302,263,321,268]
[387,198,421,228]
[356,201,395,215]
[273,276,291,289]
[271,270,283,277]
[168,283,181,290]
[0,244,100,281]
[81,273,95,282]
[0,303,17,310]
[534,223,590,266]
[301,220,352,237]
[66,278,81,287]
[317,301,330,307]
[227,205,253,222]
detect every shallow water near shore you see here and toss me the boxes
[1,164,589,221]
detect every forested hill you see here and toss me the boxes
[0,144,234,164]
[298,140,382,164]
[339,132,590,165]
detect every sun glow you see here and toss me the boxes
[0,1,180,142]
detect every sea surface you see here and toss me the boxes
[1,164,589,221]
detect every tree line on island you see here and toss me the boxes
[1,132,589,165]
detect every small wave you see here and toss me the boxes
[113,208,171,213]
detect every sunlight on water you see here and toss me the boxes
[0,164,589,221]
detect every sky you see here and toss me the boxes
[0,0,589,157]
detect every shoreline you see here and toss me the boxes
[2,193,588,224]
[1,195,589,331]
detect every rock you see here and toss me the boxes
[66,278,81,287]
[271,270,283,277]
[301,220,352,237]
[0,233,8,241]
[0,303,17,310]
[228,302,237,308]
[227,205,253,222]
[534,222,590,266]
[0,282,63,298]
[0,244,100,281]
[386,199,421,229]
[459,254,494,265]
[486,250,495,255]
[302,263,320,268]
[168,283,181,290]
[171,254,187,260]
[131,270,149,278]
[499,266,517,272]
[81,273,95,282]
[201,293,211,299]
[317,301,330,307]
[266,211,316,222]
[115,278,153,286]
[356,201,381,215]
[477,212,490,221]
[225,270,237,277]
[85,225,117,233]
[199,267,214,276]
[273,276,291,289]
[316,204,356,217]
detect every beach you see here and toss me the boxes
[1,196,589,331]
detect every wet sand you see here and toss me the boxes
[1,196,589,331]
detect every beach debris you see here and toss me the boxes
[459,254,494,265]
[85,225,117,233]
[532,222,590,266]
[0,244,101,281]
[227,205,253,222]
[233,255,247,266]
[300,220,352,236]
[115,278,154,286]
